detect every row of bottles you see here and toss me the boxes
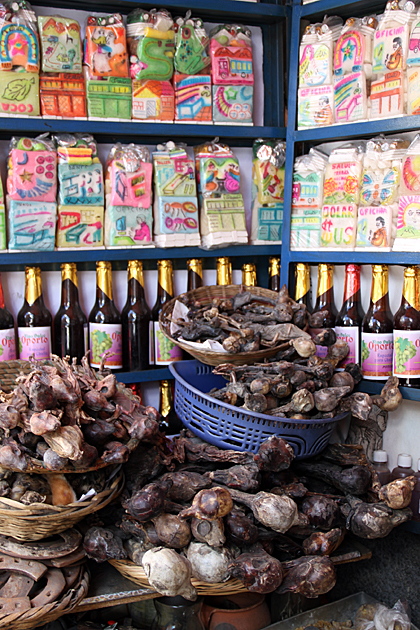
[372,451,420,522]
[295,262,420,386]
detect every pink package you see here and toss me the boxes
[8,149,57,202]
[210,40,254,85]
[110,161,153,208]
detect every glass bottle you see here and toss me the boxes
[216,257,232,286]
[88,261,122,371]
[152,596,205,630]
[335,264,365,369]
[53,263,87,363]
[409,458,420,521]
[362,264,393,381]
[150,260,182,367]
[187,259,203,291]
[372,450,391,486]
[390,453,415,480]
[269,257,281,292]
[310,263,337,358]
[0,272,16,361]
[122,261,151,372]
[242,263,257,287]
[393,266,420,387]
[159,380,182,435]
[18,266,52,361]
[294,263,312,312]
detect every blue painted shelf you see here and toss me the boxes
[288,251,420,266]
[118,369,172,384]
[295,116,420,142]
[300,0,387,19]
[357,381,420,402]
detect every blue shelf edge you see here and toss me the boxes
[295,115,420,142]
[300,0,386,18]
[288,250,420,266]
[357,381,420,402]
[117,368,172,384]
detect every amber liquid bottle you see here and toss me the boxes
[150,260,182,367]
[216,257,232,286]
[122,261,151,372]
[54,263,87,363]
[310,264,337,357]
[89,261,122,371]
[0,273,16,361]
[269,257,281,292]
[335,264,365,369]
[159,380,182,435]
[242,263,257,287]
[393,266,420,387]
[18,267,52,360]
[187,259,203,291]
[294,263,312,313]
[362,265,393,381]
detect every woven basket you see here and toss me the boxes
[109,559,248,596]
[0,566,89,630]
[159,285,289,366]
[0,470,124,541]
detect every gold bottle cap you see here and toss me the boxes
[415,266,420,311]
[403,266,417,309]
[25,266,42,306]
[61,262,78,286]
[159,379,173,418]
[157,259,174,296]
[317,263,334,298]
[127,260,144,285]
[96,261,113,300]
[269,257,281,276]
[295,263,310,302]
[242,263,257,287]
[371,264,389,304]
[187,259,203,278]
[217,257,232,286]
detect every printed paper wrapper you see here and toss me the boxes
[154,196,200,247]
[132,30,175,82]
[40,73,86,118]
[0,22,39,73]
[393,195,420,251]
[290,207,321,250]
[58,163,103,206]
[87,77,132,120]
[153,154,196,197]
[407,67,420,115]
[175,73,211,122]
[212,85,253,124]
[174,21,210,75]
[400,155,420,196]
[132,79,174,121]
[334,71,367,124]
[323,160,362,206]
[299,41,332,87]
[373,22,409,74]
[360,163,400,206]
[253,157,284,206]
[200,194,248,249]
[356,205,393,250]
[0,71,39,116]
[109,161,152,208]
[105,204,153,248]
[334,28,371,77]
[85,17,128,79]
[38,16,82,73]
[370,71,404,119]
[56,205,104,249]
[320,204,357,249]
[7,199,56,251]
[298,85,334,128]
[408,18,420,67]
[8,148,57,202]
[250,200,283,244]
[292,171,324,208]
[200,156,241,197]
[210,39,253,85]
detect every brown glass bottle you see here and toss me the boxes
[294,263,312,313]
[89,261,122,371]
[54,263,87,363]
[335,264,365,369]
[151,260,182,367]
[187,259,203,291]
[18,267,52,361]
[0,273,16,361]
[269,257,281,292]
[159,380,183,435]
[122,261,151,372]
[393,266,420,387]
[362,265,393,380]
[310,264,336,357]
[242,263,257,287]
[216,257,232,286]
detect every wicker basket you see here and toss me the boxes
[159,285,289,366]
[0,566,89,630]
[110,559,248,596]
[0,469,124,541]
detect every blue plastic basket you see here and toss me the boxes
[169,360,348,459]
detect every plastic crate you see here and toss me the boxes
[169,360,346,458]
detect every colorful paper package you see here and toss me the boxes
[174,73,211,122]
[174,16,210,75]
[153,152,196,197]
[400,152,420,196]
[132,79,174,121]
[200,194,247,248]
[55,132,99,165]
[38,15,82,73]
[290,208,322,249]
[0,177,6,250]
[107,144,153,209]
[323,156,363,205]
[334,71,367,123]
[320,203,357,249]
[127,8,175,81]
[360,163,401,206]
[105,203,153,248]
[356,206,393,249]
[407,67,420,115]
[84,14,128,79]
[58,163,103,206]
[7,199,56,251]
[299,41,332,87]
[0,22,39,73]
[8,147,57,202]
[298,85,334,128]
[370,71,404,118]
[393,195,420,250]
[200,156,241,196]
[40,73,86,118]
[0,71,39,116]
[56,205,104,248]
[154,196,200,247]
[86,76,132,119]
[373,17,409,74]
[210,39,253,85]
[293,171,324,208]
[408,15,420,66]
[212,85,253,124]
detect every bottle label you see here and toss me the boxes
[89,323,122,369]
[362,332,393,379]
[0,329,16,361]
[83,324,88,356]
[309,327,328,358]
[393,330,420,378]
[18,326,51,360]
[149,320,155,365]
[335,326,360,369]
[153,321,182,366]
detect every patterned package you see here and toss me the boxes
[40,73,86,118]
[0,1,39,73]
[333,17,377,79]
[56,205,104,249]
[106,144,152,209]
[127,8,175,82]
[7,198,56,251]
[356,206,394,249]
[399,134,420,196]
[370,71,404,118]
[84,14,128,79]
[174,15,210,75]
[334,71,367,123]
[299,17,342,88]
[7,134,57,202]
[290,208,322,250]
[0,177,5,250]
[0,70,39,115]
[55,132,103,206]
[323,143,364,206]
[174,73,211,122]
[210,24,253,86]
[407,67,420,114]
[408,9,420,66]
[372,8,411,74]
[320,203,357,249]
[132,79,174,121]
[86,75,132,120]
[193,138,232,195]
[393,195,420,250]
[250,138,285,244]
[292,148,328,209]
[298,85,334,128]
[360,136,406,206]
[38,15,82,73]
[212,85,253,124]
[105,205,153,248]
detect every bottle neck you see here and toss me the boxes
[61,279,80,309]
[187,259,203,291]
[402,269,417,310]
[343,264,361,303]
[0,273,5,310]
[25,269,43,307]
[370,266,390,309]
[217,258,232,285]
[295,264,310,302]
[96,267,113,302]
[157,266,174,301]
[242,264,257,287]
[159,380,174,418]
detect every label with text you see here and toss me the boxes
[362,332,393,379]
[0,329,16,361]
[153,321,182,366]
[18,326,51,360]
[393,330,420,378]
[89,323,122,369]
[335,326,359,369]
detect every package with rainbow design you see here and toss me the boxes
[0,1,40,74]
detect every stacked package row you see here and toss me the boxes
[298,0,420,128]
[290,133,420,252]
[5,133,287,251]
[0,1,254,124]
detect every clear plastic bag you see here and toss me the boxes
[127,8,175,82]
[7,134,57,203]
[323,142,365,205]
[84,14,128,79]
[174,13,210,75]
[54,133,103,207]
[0,0,39,73]
[334,16,377,79]
[292,148,328,208]
[299,16,342,88]
[210,24,253,86]
[38,15,82,73]
[105,143,152,208]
